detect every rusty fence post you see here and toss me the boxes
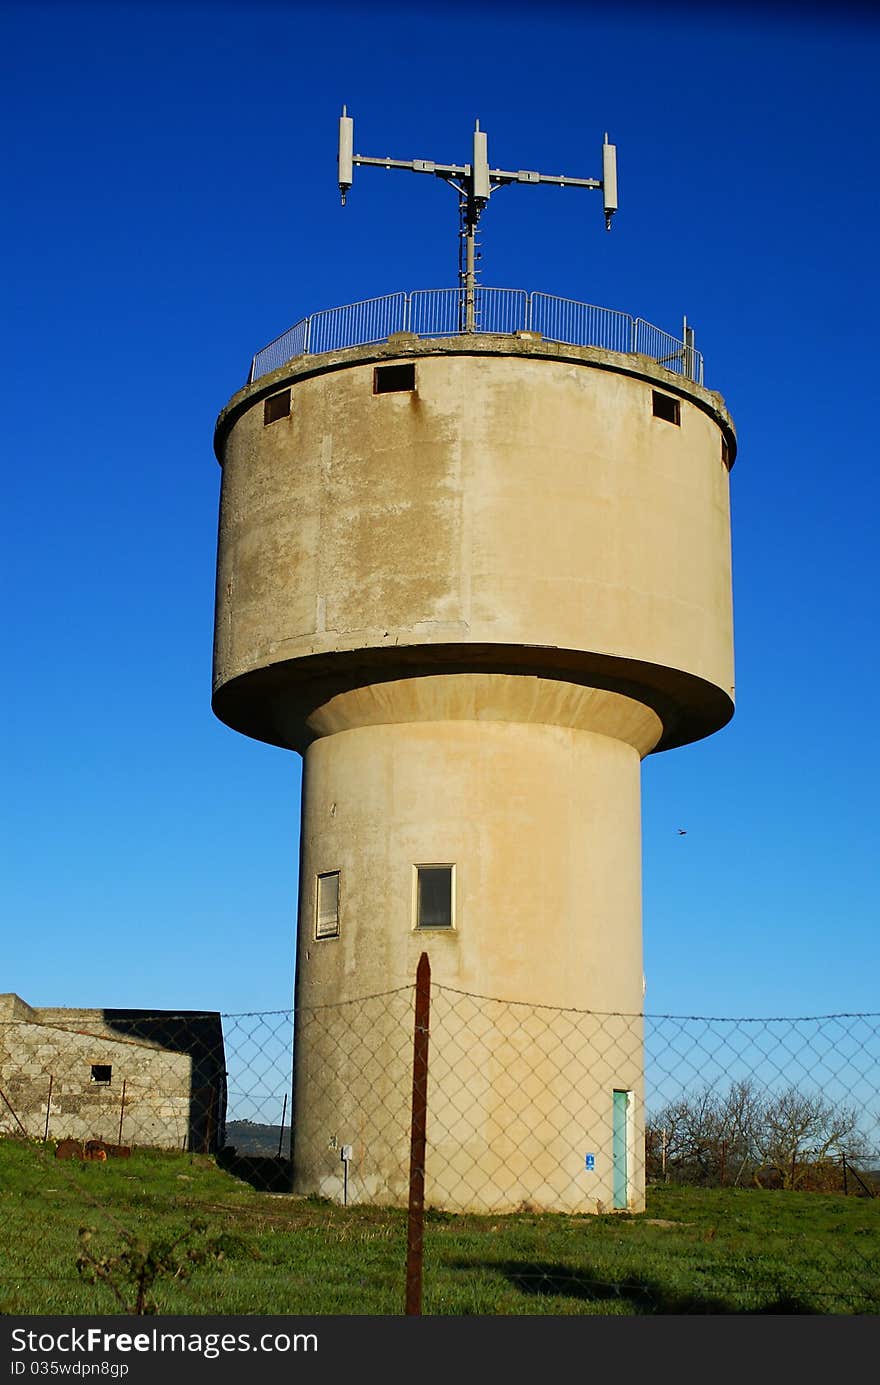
[117,1079,127,1147]
[278,1092,288,1158]
[44,1075,54,1143]
[203,1086,215,1154]
[405,952,431,1316]
[0,1083,28,1137]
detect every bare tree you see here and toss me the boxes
[752,1087,867,1190]
[647,1079,871,1191]
[717,1078,762,1186]
[647,1085,732,1186]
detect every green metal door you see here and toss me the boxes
[612,1090,629,1209]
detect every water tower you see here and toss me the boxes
[211,113,736,1214]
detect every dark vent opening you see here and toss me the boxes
[652,390,680,426]
[263,389,291,425]
[374,363,416,394]
[91,1065,112,1085]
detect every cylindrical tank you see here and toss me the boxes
[213,333,736,1212]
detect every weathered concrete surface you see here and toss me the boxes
[212,336,736,1213]
[213,338,735,754]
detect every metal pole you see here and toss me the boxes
[405,951,431,1316]
[117,1079,127,1147]
[203,1086,215,1154]
[465,215,476,333]
[683,317,696,382]
[842,1152,848,1196]
[277,1093,288,1159]
[0,1083,28,1137]
[44,1075,54,1143]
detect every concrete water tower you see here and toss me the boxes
[211,113,736,1214]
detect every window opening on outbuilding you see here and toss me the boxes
[415,864,454,929]
[263,389,291,425]
[374,363,416,394]
[652,390,680,425]
[90,1065,112,1085]
[316,870,341,939]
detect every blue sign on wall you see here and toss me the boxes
[585,1152,595,1170]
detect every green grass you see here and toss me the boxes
[1,1138,877,1315]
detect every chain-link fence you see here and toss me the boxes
[1,982,877,1314]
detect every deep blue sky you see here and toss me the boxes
[3,0,878,1018]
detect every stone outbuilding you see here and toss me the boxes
[0,994,226,1152]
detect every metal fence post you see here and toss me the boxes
[117,1078,127,1147]
[203,1085,215,1154]
[0,1082,28,1136]
[405,951,431,1316]
[277,1093,288,1158]
[44,1075,53,1143]
[683,318,696,382]
[304,315,312,355]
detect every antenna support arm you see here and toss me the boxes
[351,155,603,192]
[351,155,470,178]
[490,169,601,189]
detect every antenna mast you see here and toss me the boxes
[337,107,617,333]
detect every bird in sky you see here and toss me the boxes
[677,828,687,836]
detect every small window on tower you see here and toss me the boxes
[374,363,416,394]
[90,1065,112,1085]
[415,865,454,929]
[652,390,680,426]
[263,389,291,425]
[316,870,340,939]
[721,436,730,466]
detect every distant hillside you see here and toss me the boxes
[224,1120,290,1157]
